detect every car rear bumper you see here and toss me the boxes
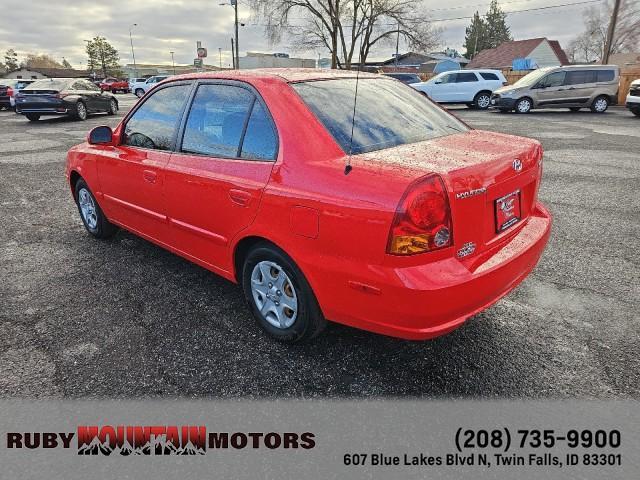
[311,202,552,340]
[17,108,69,115]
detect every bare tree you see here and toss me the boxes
[249,0,440,69]
[568,0,640,63]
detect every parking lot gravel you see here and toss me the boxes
[1,94,638,399]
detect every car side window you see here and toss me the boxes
[72,81,84,90]
[596,70,615,82]
[456,72,478,83]
[480,72,499,80]
[439,73,457,84]
[181,84,255,158]
[539,71,565,88]
[241,101,277,161]
[123,84,191,151]
[82,80,99,91]
[565,70,596,85]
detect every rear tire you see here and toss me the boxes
[632,108,640,117]
[473,91,492,110]
[26,113,40,121]
[590,95,609,113]
[107,98,118,115]
[241,243,326,343]
[74,178,118,239]
[74,101,87,120]
[515,97,532,114]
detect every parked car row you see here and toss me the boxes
[407,65,632,115]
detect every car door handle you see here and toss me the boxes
[143,170,157,184]
[228,189,252,207]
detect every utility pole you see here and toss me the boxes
[395,20,400,69]
[219,47,222,68]
[231,38,235,69]
[170,51,175,74]
[129,23,138,78]
[602,0,621,64]
[233,0,239,69]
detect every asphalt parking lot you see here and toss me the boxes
[1,94,638,399]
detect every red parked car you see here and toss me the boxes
[99,78,130,93]
[65,69,551,343]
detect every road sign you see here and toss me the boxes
[197,47,207,58]
[194,58,203,67]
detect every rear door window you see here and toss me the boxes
[181,84,254,158]
[240,101,278,160]
[565,70,596,85]
[456,72,479,83]
[123,84,192,151]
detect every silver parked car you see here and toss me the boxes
[491,65,620,113]
[131,75,169,98]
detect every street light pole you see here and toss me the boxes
[129,23,138,78]
[234,0,239,69]
[170,51,176,74]
[221,1,240,69]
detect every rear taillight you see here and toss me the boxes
[6,87,13,97]
[387,174,453,255]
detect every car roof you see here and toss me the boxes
[167,68,382,84]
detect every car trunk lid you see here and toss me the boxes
[357,130,543,260]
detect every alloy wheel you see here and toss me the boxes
[516,99,531,113]
[250,260,298,329]
[476,94,491,109]
[77,102,87,120]
[593,97,608,112]
[78,188,98,229]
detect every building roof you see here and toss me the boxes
[467,38,569,69]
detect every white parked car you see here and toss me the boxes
[626,79,640,117]
[410,69,507,110]
[131,75,169,98]
[128,78,147,94]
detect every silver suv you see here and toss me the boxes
[491,65,619,113]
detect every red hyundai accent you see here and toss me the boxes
[65,69,551,343]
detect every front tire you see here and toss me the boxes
[74,178,118,239]
[474,91,492,110]
[74,101,87,120]
[26,113,40,121]
[632,108,640,117]
[591,95,609,113]
[242,243,326,343]
[515,97,532,114]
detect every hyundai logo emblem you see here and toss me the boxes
[512,159,523,172]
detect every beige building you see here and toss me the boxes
[238,52,316,70]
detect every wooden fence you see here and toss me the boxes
[418,67,640,105]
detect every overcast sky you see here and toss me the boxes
[0,0,598,69]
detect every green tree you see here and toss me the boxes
[463,12,488,59]
[86,36,121,77]
[4,49,19,71]
[484,0,512,49]
[61,58,73,69]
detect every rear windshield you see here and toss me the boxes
[292,78,468,154]
[23,79,72,91]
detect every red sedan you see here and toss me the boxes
[65,69,551,343]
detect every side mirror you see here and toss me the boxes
[88,126,113,145]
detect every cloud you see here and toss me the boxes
[0,0,589,68]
